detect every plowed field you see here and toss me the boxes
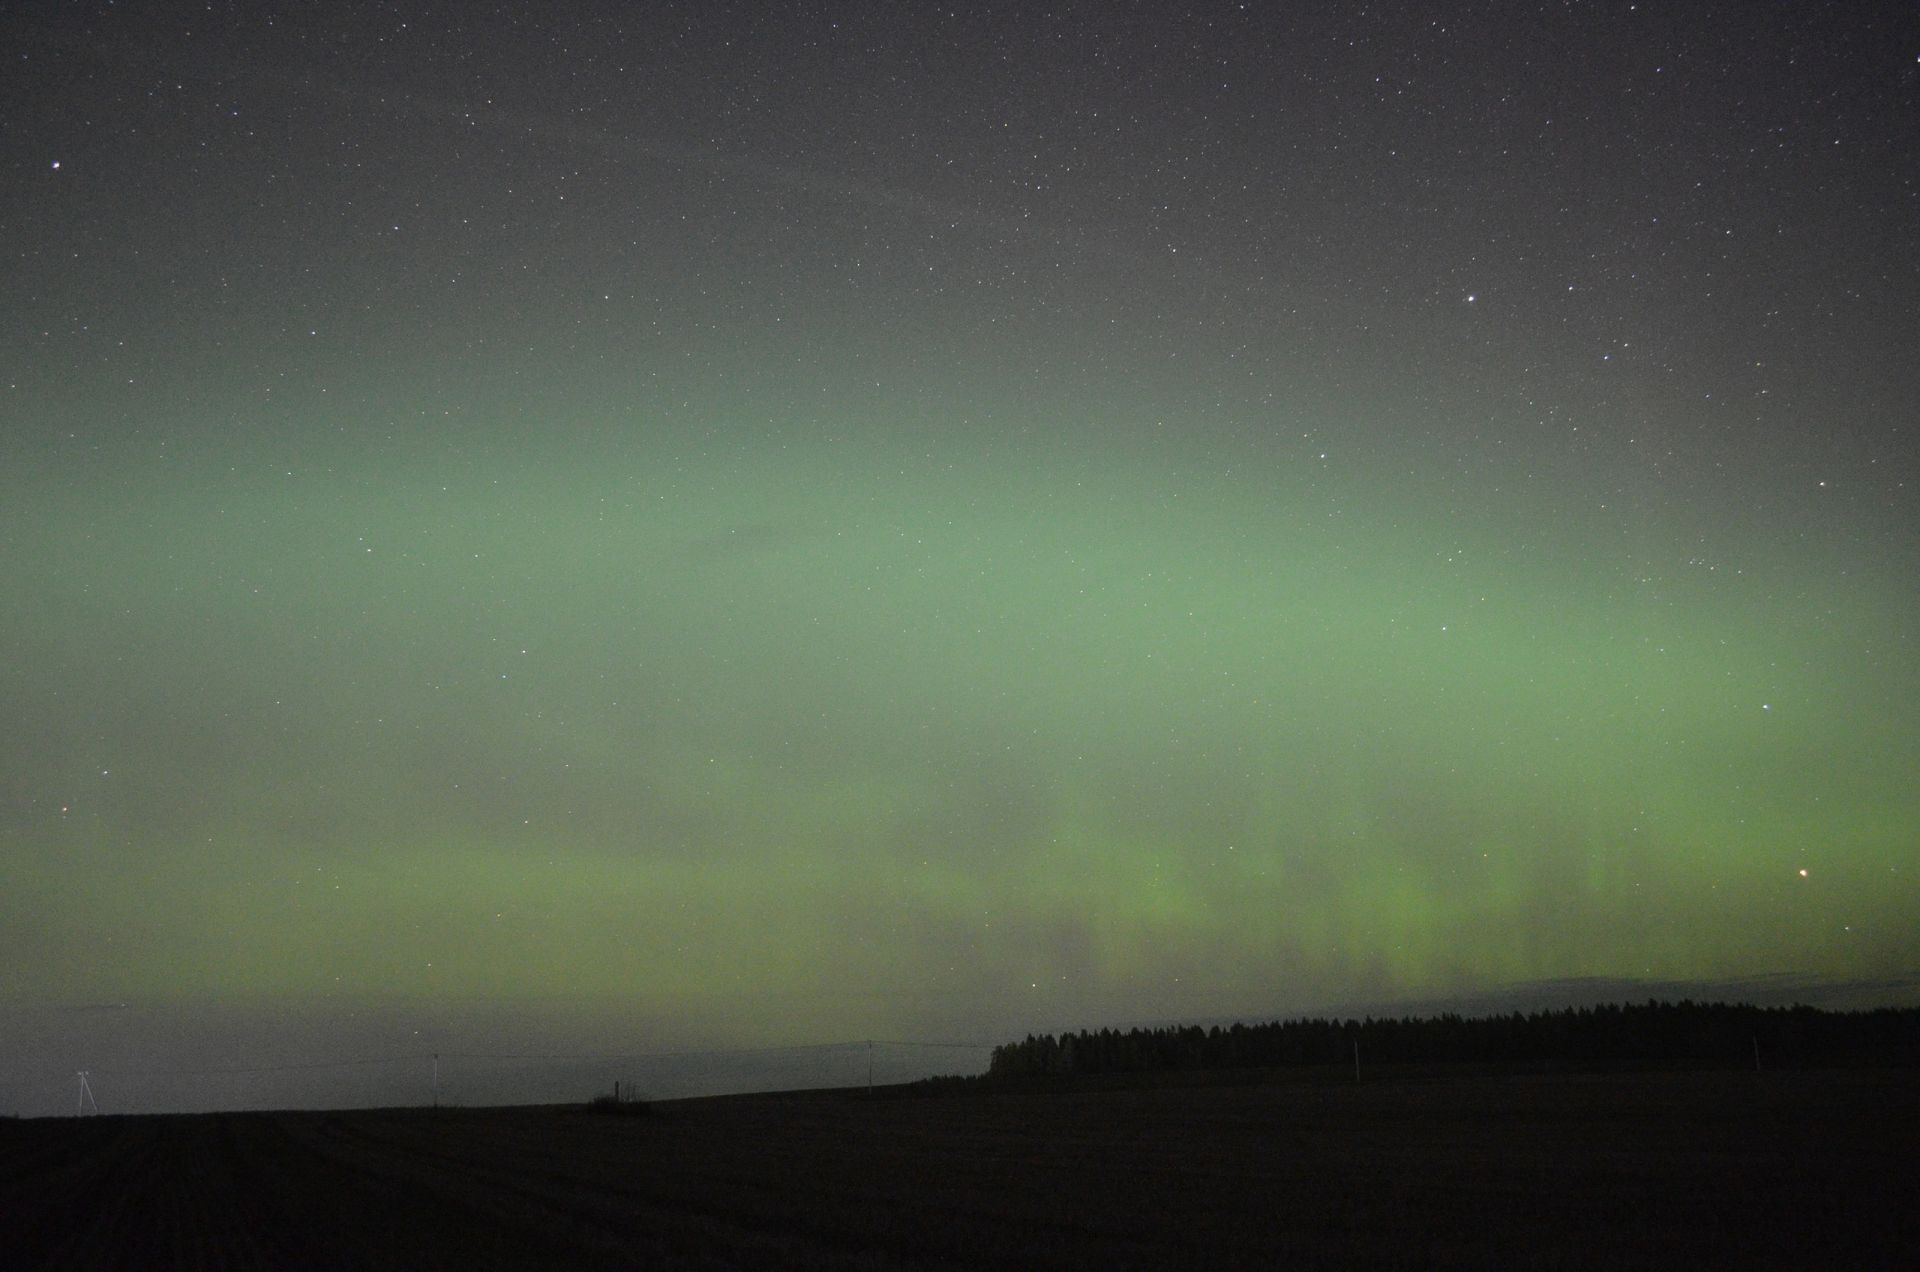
[5,1069,1915,1268]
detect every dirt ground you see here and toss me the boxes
[5,1067,1915,1269]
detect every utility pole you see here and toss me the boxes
[75,1070,99,1116]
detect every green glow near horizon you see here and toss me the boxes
[5,394,1913,1046]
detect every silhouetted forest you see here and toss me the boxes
[985,1001,1920,1079]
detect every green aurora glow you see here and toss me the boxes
[7,399,1912,1038]
[2,3,1916,1111]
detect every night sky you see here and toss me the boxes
[5,2,1917,1115]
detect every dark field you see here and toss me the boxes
[5,1068,1916,1269]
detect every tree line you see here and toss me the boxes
[985,1000,1920,1079]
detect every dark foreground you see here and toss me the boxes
[6,1068,1916,1269]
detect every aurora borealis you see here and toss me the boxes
[4,2,1917,1113]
